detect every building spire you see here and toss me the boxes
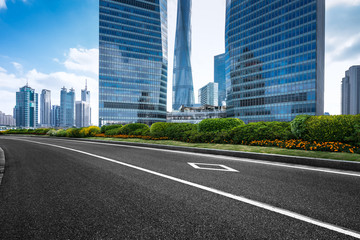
[85,79,87,91]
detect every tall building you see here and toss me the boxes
[225,0,325,123]
[99,0,168,126]
[76,83,91,128]
[172,0,194,110]
[198,82,219,106]
[214,53,226,106]
[341,66,360,115]
[51,105,60,127]
[14,84,38,128]
[60,87,75,128]
[0,111,16,126]
[40,89,51,127]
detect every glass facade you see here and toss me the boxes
[214,53,226,106]
[99,0,168,126]
[172,0,194,110]
[40,89,51,127]
[198,82,218,106]
[60,87,75,128]
[225,0,325,123]
[15,85,38,128]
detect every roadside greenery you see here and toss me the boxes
[1,115,360,156]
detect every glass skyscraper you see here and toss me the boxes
[225,0,325,123]
[99,0,168,126]
[60,87,75,128]
[214,53,226,106]
[15,84,38,128]
[40,89,51,127]
[172,0,194,110]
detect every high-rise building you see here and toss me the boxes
[198,82,219,106]
[99,0,168,126]
[51,105,60,127]
[76,83,91,128]
[341,66,360,115]
[0,111,16,126]
[14,84,38,128]
[225,0,325,123]
[172,0,194,110]
[40,89,51,127]
[60,87,75,128]
[214,53,226,106]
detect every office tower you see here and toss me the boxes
[0,111,16,126]
[198,82,219,106]
[172,0,194,110]
[99,0,168,126]
[225,0,325,123]
[14,84,38,128]
[341,66,360,115]
[60,87,75,128]
[76,83,91,128]
[40,89,51,127]
[51,105,60,127]
[214,53,226,106]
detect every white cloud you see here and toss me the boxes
[0,66,6,72]
[11,61,23,74]
[326,0,360,9]
[63,48,98,75]
[0,0,6,9]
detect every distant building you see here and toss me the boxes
[75,83,91,128]
[198,82,218,106]
[40,89,51,127]
[341,66,360,115]
[81,80,90,103]
[324,112,330,116]
[14,84,38,128]
[51,105,60,127]
[167,105,226,124]
[0,111,16,126]
[60,87,75,128]
[214,53,226,106]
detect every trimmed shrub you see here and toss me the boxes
[305,115,360,143]
[80,126,101,137]
[231,122,294,143]
[66,128,83,138]
[119,123,150,135]
[165,123,197,140]
[47,129,57,136]
[105,127,123,136]
[100,124,122,133]
[150,122,170,138]
[198,118,244,132]
[290,115,312,139]
[34,128,52,135]
[55,129,67,137]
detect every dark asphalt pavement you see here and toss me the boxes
[0,136,359,239]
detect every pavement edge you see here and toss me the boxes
[0,147,5,185]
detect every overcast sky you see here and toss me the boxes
[0,0,360,125]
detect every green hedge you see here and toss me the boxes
[230,122,294,143]
[198,118,244,132]
[150,122,197,140]
[105,127,122,136]
[150,122,170,138]
[101,124,122,133]
[119,123,150,135]
[290,115,312,139]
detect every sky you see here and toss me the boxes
[0,0,360,125]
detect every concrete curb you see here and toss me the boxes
[0,147,5,185]
[53,137,360,172]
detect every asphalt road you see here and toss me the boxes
[0,136,359,239]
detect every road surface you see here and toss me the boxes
[0,136,359,239]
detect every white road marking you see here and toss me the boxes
[12,138,360,239]
[24,137,360,178]
[188,162,239,172]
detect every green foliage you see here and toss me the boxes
[305,115,360,143]
[290,115,312,139]
[5,129,29,134]
[105,127,122,136]
[34,128,52,135]
[47,129,58,136]
[101,124,122,133]
[230,122,294,143]
[198,118,244,132]
[150,122,197,140]
[66,128,84,138]
[119,123,150,135]
[150,122,171,138]
[80,126,101,137]
[55,129,67,137]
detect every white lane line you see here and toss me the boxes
[24,137,360,178]
[14,138,360,239]
[0,147,5,185]
[188,162,239,172]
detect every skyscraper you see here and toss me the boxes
[76,82,91,128]
[341,66,360,115]
[60,87,75,128]
[225,0,325,123]
[214,53,226,106]
[99,0,168,126]
[198,82,218,106]
[172,0,194,110]
[15,84,38,128]
[81,80,90,103]
[51,105,60,127]
[40,89,51,127]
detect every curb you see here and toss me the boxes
[53,137,360,172]
[0,147,5,185]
